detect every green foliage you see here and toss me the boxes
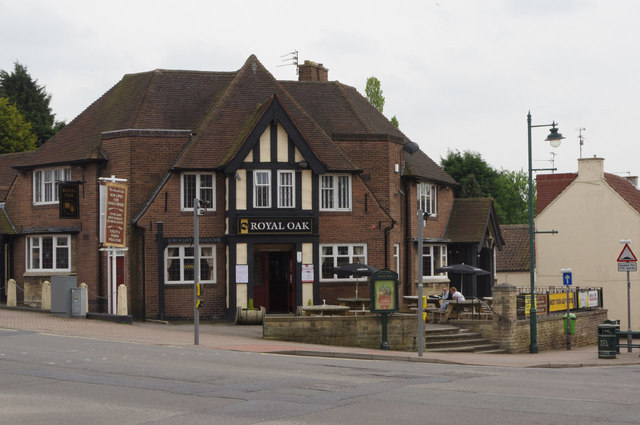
[365,76,385,113]
[248,298,254,310]
[440,149,533,224]
[0,97,38,153]
[0,62,65,147]
[390,115,399,128]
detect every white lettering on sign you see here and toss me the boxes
[242,218,312,233]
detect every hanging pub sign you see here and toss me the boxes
[369,268,399,313]
[58,182,80,219]
[101,181,128,247]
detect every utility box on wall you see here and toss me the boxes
[50,276,78,316]
[71,287,87,318]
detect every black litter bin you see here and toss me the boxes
[598,323,618,359]
[604,319,621,353]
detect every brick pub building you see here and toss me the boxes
[0,56,502,320]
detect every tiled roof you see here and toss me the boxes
[444,198,497,243]
[536,173,577,213]
[404,149,457,185]
[604,173,640,214]
[12,55,450,182]
[496,224,530,272]
[0,150,38,200]
[537,171,640,215]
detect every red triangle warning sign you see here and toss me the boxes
[618,244,637,262]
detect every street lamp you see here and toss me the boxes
[527,111,564,353]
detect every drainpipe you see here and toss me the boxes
[403,180,411,296]
[384,219,396,269]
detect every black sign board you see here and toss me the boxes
[238,217,313,234]
[58,182,80,219]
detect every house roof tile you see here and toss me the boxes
[444,198,496,243]
[496,224,530,272]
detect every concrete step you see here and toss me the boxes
[423,325,504,353]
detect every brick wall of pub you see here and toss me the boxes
[5,163,103,309]
[136,170,227,320]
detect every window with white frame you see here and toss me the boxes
[422,244,447,278]
[320,243,366,280]
[417,182,437,216]
[33,167,71,205]
[277,170,295,208]
[254,170,271,208]
[165,245,216,284]
[320,174,351,211]
[26,235,71,272]
[393,243,400,273]
[181,173,215,211]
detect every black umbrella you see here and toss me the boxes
[435,263,490,298]
[435,264,490,276]
[333,263,378,278]
[333,263,378,299]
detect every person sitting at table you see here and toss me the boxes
[440,286,451,310]
[450,286,465,302]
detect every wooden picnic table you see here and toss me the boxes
[437,299,484,323]
[403,295,442,309]
[337,297,370,312]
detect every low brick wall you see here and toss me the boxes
[263,313,418,351]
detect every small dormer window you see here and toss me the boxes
[418,182,437,216]
[33,167,71,205]
[181,173,215,211]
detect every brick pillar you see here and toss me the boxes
[492,283,518,353]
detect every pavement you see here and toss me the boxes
[1,307,640,368]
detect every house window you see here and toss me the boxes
[181,173,215,211]
[254,170,271,208]
[418,182,437,216]
[320,174,351,211]
[422,245,447,278]
[33,167,71,204]
[277,170,295,208]
[165,245,216,284]
[320,243,366,280]
[26,235,71,272]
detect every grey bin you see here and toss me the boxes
[598,323,619,359]
[71,287,87,318]
[50,276,78,316]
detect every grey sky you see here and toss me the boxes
[2,0,638,178]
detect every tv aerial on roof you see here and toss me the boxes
[278,50,299,73]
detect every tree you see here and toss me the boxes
[0,97,38,153]
[0,62,65,146]
[365,76,385,113]
[440,149,532,224]
[390,116,399,128]
[494,169,532,224]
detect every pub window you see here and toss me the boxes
[417,182,437,216]
[320,243,366,280]
[181,173,215,211]
[33,167,71,205]
[26,235,71,272]
[320,174,351,211]
[254,170,271,208]
[422,244,447,278]
[165,245,216,284]
[277,170,295,208]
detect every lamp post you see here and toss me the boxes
[527,112,564,353]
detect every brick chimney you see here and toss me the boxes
[298,60,328,82]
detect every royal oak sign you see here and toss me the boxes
[238,217,313,234]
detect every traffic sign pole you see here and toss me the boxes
[562,268,572,350]
[618,241,636,352]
